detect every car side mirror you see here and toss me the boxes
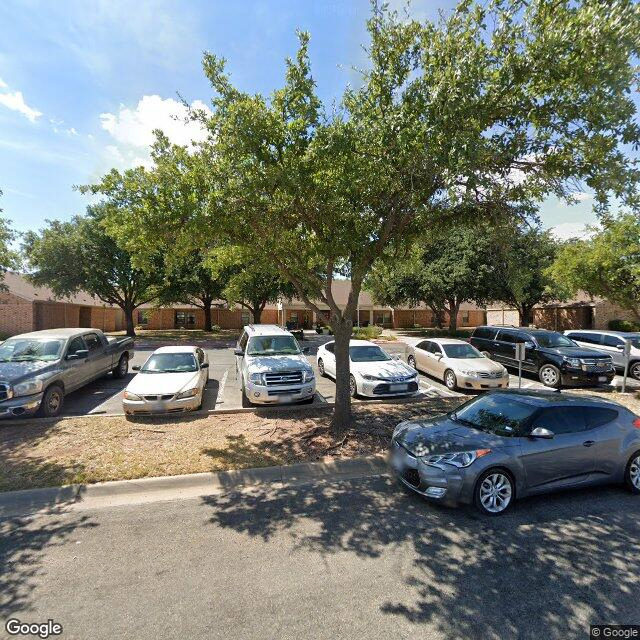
[200,362,209,369]
[615,344,624,350]
[234,348,244,357]
[530,426,554,439]
[302,347,310,354]
[524,341,535,349]
[132,365,141,371]
[391,354,401,360]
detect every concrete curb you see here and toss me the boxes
[0,456,389,517]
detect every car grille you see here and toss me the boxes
[581,358,613,371]
[401,468,421,488]
[478,371,503,379]
[143,394,174,401]
[0,383,11,402]
[264,371,303,386]
[373,381,419,395]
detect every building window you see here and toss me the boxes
[138,310,150,326]
[175,311,197,328]
[241,310,251,326]
[461,311,470,326]
[374,310,392,327]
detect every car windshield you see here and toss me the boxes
[247,336,300,356]
[451,394,538,437]
[442,343,483,359]
[141,353,198,373]
[534,333,576,348]
[350,345,392,362]
[0,338,63,362]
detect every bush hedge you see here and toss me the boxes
[608,319,640,332]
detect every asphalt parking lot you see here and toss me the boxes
[58,334,639,418]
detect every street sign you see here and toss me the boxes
[622,338,632,393]
[515,343,526,388]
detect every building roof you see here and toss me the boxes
[2,271,112,307]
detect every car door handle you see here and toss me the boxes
[583,440,595,447]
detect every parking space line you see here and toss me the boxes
[214,369,228,410]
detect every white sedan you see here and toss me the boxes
[317,339,418,398]
[406,338,509,391]
[122,346,209,415]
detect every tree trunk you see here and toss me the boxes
[520,305,534,326]
[447,301,460,333]
[124,305,136,338]
[252,301,262,324]
[203,304,213,332]
[428,303,445,329]
[331,317,353,435]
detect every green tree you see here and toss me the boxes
[0,189,20,287]
[23,205,165,337]
[548,214,640,322]
[84,1,640,431]
[368,225,501,331]
[494,226,561,325]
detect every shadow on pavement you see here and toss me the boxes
[201,474,640,638]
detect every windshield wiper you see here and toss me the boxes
[451,414,480,429]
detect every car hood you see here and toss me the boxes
[126,371,201,395]
[448,357,504,373]
[0,359,60,385]
[245,354,311,372]
[540,345,611,358]
[394,416,515,456]
[351,359,415,379]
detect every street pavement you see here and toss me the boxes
[2,473,640,639]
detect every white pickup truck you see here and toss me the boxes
[0,328,134,418]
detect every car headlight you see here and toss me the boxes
[361,374,380,381]
[563,357,581,367]
[424,449,491,468]
[460,370,480,378]
[12,379,44,397]
[123,390,142,401]
[303,370,315,383]
[502,367,509,376]
[176,387,199,399]
[249,373,265,385]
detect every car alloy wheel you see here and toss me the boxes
[119,356,128,376]
[349,374,357,398]
[318,358,326,377]
[626,452,640,493]
[408,355,416,369]
[539,364,560,387]
[41,385,64,417]
[477,471,513,515]
[444,370,457,390]
[631,362,640,381]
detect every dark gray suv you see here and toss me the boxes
[391,390,640,515]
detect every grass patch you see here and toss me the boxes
[394,327,474,339]
[108,329,240,343]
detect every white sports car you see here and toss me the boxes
[316,339,419,398]
[122,346,209,415]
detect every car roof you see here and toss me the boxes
[486,389,620,409]
[419,337,469,345]
[153,346,198,354]
[565,329,640,337]
[322,340,381,347]
[243,324,292,337]
[8,328,102,339]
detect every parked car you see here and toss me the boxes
[390,389,640,515]
[317,339,418,398]
[406,338,509,391]
[235,324,315,405]
[469,326,615,388]
[0,328,133,418]
[564,330,640,381]
[122,346,209,415]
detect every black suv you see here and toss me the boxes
[469,326,615,388]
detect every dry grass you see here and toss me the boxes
[108,329,240,343]
[0,399,462,492]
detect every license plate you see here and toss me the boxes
[389,384,408,392]
[598,376,607,382]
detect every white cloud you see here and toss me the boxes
[571,191,592,202]
[0,88,42,122]
[551,223,595,241]
[0,77,7,89]
[99,95,211,169]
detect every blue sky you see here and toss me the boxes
[0,0,606,240]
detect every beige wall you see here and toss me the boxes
[592,300,639,330]
[0,292,35,336]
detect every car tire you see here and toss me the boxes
[112,354,129,379]
[625,451,640,494]
[318,358,326,378]
[299,396,315,405]
[630,361,640,382]
[538,363,561,388]
[474,469,515,516]
[444,369,457,391]
[39,384,64,418]
[408,355,417,370]
[349,374,358,398]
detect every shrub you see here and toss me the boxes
[608,319,640,332]
[210,325,222,333]
[352,324,383,340]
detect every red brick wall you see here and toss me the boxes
[393,308,485,329]
[0,293,35,336]
[533,306,592,331]
[34,301,80,330]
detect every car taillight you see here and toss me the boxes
[634,418,640,429]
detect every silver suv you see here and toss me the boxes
[234,325,316,405]
[564,330,640,380]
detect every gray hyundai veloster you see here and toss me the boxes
[391,390,640,515]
